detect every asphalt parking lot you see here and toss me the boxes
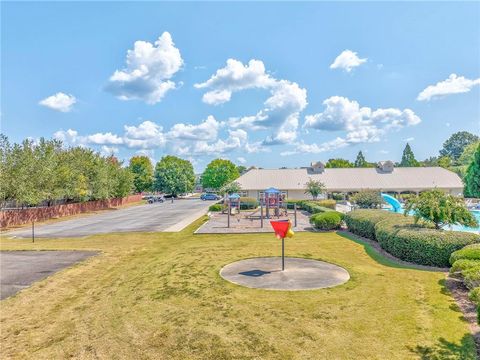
[5,199,212,238]
[0,251,98,299]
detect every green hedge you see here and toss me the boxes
[450,259,480,274]
[343,210,394,241]
[239,197,259,210]
[310,211,343,230]
[344,209,480,267]
[316,199,336,209]
[469,287,480,324]
[450,244,480,265]
[301,201,334,215]
[208,204,223,212]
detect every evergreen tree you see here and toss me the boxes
[464,144,480,198]
[399,143,419,167]
[354,151,368,167]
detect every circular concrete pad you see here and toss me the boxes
[220,257,349,290]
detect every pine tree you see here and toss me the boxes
[464,144,480,198]
[354,151,367,167]
[400,143,419,167]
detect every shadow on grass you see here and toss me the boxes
[409,334,477,360]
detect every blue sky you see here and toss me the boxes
[2,1,479,171]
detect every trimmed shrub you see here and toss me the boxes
[208,204,223,212]
[344,209,480,267]
[375,220,480,267]
[343,210,393,241]
[469,287,480,324]
[350,190,383,209]
[450,244,480,265]
[463,267,480,289]
[302,201,333,215]
[310,211,343,230]
[316,199,336,210]
[285,199,303,209]
[450,259,480,275]
[239,197,259,210]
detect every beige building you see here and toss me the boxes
[235,161,464,200]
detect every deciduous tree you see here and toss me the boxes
[154,156,195,196]
[201,159,239,190]
[129,156,153,193]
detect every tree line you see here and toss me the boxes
[0,135,133,207]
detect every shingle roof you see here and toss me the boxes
[236,167,463,192]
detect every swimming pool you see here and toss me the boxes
[384,206,480,233]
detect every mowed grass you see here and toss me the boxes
[0,217,476,359]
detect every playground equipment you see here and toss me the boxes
[270,219,294,271]
[262,187,287,219]
[381,193,401,212]
[227,193,241,227]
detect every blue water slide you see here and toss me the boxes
[381,193,401,212]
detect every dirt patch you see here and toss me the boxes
[445,277,480,356]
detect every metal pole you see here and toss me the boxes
[260,201,263,228]
[32,221,35,243]
[282,237,285,271]
[227,201,230,228]
[294,203,297,227]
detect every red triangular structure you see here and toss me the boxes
[270,220,290,239]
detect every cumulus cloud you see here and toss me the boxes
[330,50,367,72]
[197,59,307,145]
[86,132,123,145]
[284,96,421,155]
[167,115,221,141]
[100,146,119,156]
[237,157,246,164]
[39,92,76,112]
[194,59,274,105]
[417,74,480,101]
[106,32,183,104]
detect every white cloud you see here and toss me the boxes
[197,59,307,145]
[39,93,76,112]
[237,157,246,164]
[123,121,166,149]
[194,59,274,105]
[100,145,119,156]
[106,32,183,104]
[379,150,389,154]
[53,129,79,143]
[403,137,415,142]
[167,115,221,141]
[417,74,480,101]
[330,50,367,72]
[86,132,123,145]
[287,96,421,155]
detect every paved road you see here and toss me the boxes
[5,199,212,238]
[0,251,98,299]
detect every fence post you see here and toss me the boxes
[294,203,297,227]
[32,221,35,243]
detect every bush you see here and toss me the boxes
[208,204,223,212]
[316,199,336,210]
[469,287,480,324]
[450,244,480,265]
[350,190,383,209]
[343,210,393,240]
[343,209,480,267]
[375,220,480,267]
[450,259,480,275]
[310,211,343,230]
[285,199,303,209]
[463,267,480,289]
[239,197,258,210]
[301,201,333,215]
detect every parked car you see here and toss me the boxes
[200,193,221,201]
[148,195,165,204]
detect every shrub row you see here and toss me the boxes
[301,201,335,214]
[239,197,259,210]
[449,244,480,323]
[344,210,480,267]
[310,211,344,230]
[208,204,223,212]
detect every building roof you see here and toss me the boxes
[236,167,463,192]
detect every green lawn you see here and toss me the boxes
[0,217,475,359]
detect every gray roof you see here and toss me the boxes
[236,167,463,192]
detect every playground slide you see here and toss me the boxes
[381,193,401,212]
